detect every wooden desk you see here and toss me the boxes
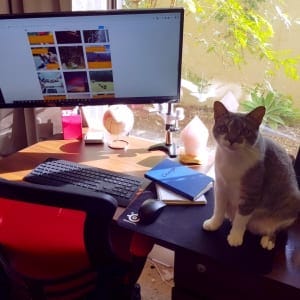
[0,136,166,218]
[0,137,300,299]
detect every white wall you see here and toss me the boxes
[182,0,300,106]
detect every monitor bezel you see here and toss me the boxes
[0,8,184,108]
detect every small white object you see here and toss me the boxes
[84,130,104,144]
[175,107,185,120]
[103,105,134,135]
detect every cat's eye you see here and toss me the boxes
[217,125,227,134]
[242,128,250,135]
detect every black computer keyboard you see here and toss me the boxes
[23,158,144,207]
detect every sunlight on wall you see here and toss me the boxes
[182,0,300,105]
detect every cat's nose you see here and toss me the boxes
[228,138,236,145]
[228,136,241,145]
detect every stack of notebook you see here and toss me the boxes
[144,158,214,205]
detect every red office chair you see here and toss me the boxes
[0,178,154,299]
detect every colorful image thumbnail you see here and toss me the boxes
[55,31,82,44]
[86,45,112,69]
[43,95,67,101]
[32,47,59,70]
[27,32,55,45]
[58,46,85,70]
[64,71,89,93]
[89,70,114,93]
[38,72,65,94]
[83,29,109,43]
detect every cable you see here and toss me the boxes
[147,258,174,288]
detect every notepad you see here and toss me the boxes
[156,184,207,205]
[145,158,214,200]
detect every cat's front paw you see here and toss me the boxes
[227,231,243,247]
[260,236,275,250]
[203,218,222,231]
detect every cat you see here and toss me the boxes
[203,100,300,250]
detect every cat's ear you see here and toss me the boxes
[246,106,266,128]
[213,101,229,120]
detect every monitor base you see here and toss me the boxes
[108,139,129,150]
[148,142,177,158]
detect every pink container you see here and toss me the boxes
[61,111,82,140]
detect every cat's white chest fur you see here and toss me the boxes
[214,145,261,218]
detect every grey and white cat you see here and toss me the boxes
[203,101,300,250]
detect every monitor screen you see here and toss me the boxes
[0,8,183,108]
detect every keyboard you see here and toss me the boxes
[23,158,144,207]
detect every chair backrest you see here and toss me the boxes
[0,178,119,298]
[0,178,118,264]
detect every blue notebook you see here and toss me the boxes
[145,158,214,200]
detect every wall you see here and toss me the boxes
[181,0,300,106]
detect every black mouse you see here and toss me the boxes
[138,198,166,224]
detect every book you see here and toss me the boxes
[156,184,207,205]
[145,158,214,200]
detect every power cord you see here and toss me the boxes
[147,258,174,288]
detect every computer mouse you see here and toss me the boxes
[138,198,166,224]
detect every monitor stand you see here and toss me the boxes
[148,132,178,158]
[148,103,184,158]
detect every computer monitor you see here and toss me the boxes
[0,8,183,108]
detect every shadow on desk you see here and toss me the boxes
[118,189,283,275]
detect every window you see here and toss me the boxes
[71,0,300,159]
[122,0,300,159]
[72,0,109,11]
